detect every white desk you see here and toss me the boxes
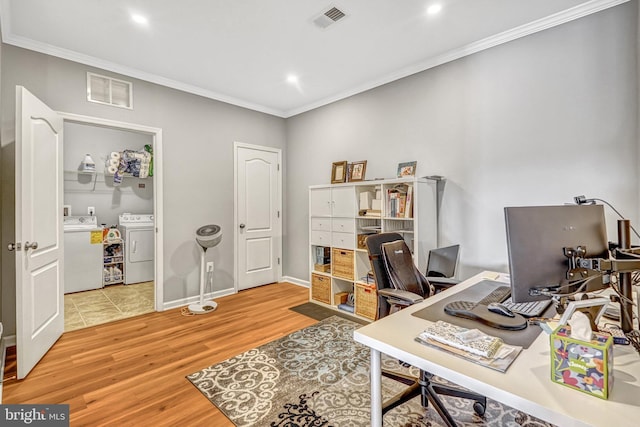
[353,271,640,427]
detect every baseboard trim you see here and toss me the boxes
[281,276,309,288]
[0,344,4,402]
[162,289,236,311]
[162,279,308,310]
[0,334,15,403]
[2,335,16,348]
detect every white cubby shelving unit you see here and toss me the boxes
[308,176,440,321]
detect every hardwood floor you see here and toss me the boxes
[3,282,316,426]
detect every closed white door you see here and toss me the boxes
[235,143,281,291]
[14,86,64,379]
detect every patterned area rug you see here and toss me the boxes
[187,316,553,426]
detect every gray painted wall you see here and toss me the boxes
[0,40,3,336]
[285,3,639,281]
[1,45,286,335]
[1,3,638,337]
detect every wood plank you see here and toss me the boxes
[3,282,316,426]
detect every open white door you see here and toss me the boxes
[235,143,281,291]
[14,86,64,379]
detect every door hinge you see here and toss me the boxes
[277,211,280,218]
[277,164,280,171]
[7,242,21,251]
[278,257,280,265]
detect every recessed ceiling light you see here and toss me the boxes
[427,4,442,15]
[131,14,148,25]
[286,75,299,85]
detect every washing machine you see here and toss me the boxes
[64,216,103,293]
[119,213,155,284]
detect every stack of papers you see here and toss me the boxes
[419,321,503,358]
[415,320,523,372]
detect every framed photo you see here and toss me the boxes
[397,161,417,178]
[350,160,367,182]
[331,161,348,184]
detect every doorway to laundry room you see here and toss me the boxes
[62,120,156,331]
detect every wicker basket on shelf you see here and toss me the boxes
[311,273,331,304]
[355,284,377,320]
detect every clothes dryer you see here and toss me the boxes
[118,213,155,284]
[64,216,103,293]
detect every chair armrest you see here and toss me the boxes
[426,277,460,286]
[378,288,424,305]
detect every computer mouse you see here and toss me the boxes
[487,302,515,318]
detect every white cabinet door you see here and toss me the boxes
[310,230,331,246]
[310,187,331,216]
[332,232,355,250]
[310,218,331,231]
[331,186,355,217]
[332,218,355,233]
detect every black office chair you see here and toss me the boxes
[366,233,486,426]
[425,244,461,293]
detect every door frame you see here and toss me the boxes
[233,142,282,292]
[58,112,164,311]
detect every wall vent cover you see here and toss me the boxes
[87,72,133,109]
[312,6,347,29]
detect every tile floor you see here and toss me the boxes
[64,281,154,332]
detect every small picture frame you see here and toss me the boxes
[350,160,367,182]
[331,161,348,184]
[397,161,417,178]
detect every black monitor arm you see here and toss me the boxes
[563,243,640,333]
[564,246,640,277]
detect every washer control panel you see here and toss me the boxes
[119,213,154,224]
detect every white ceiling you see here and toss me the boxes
[0,0,628,117]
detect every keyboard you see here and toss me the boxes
[501,297,551,318]
[478,286,511,305]
[478,285,551,318]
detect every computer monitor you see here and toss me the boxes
[426,244,460,278]
[504,204,609,303]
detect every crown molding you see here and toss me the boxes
[3,33,287,117]
[0,0,287,118]
[283,0,630,117]
[1,0,628,119]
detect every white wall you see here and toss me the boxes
[64,122,154,227]
[1,45,286,335]
[285,2,639,282]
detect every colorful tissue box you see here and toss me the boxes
[550,325,613,399]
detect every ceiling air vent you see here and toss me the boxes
[312,6,347,29]
[87,72,133,109]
